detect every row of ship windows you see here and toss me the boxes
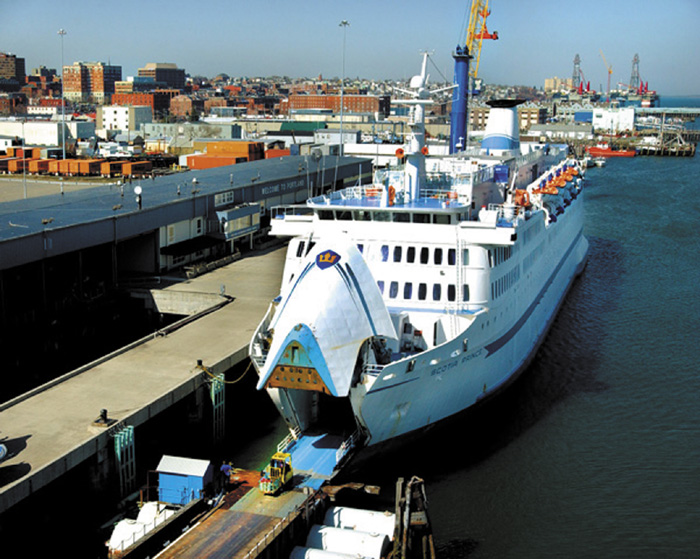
[491,265,521,300]
[318,210,461,224]
[361,244,471,267]
[378,280,471,302]
[488,246,515,268]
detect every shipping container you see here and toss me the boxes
[78,159,106,176]
[9,158,37,173]
[68,159,82,175]
[265,148,291,159]
[101,160,127,177]
[0,158,19,172]
[58,159,74,175]
[28,159,52,174]
[187,154,240,170]
[122,160,153,177]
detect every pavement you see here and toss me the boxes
[0,243,287,515]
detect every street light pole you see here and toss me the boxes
[58,28,67,161]
[339,20,349,157]
[22,118,27,199]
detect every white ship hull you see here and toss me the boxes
[358,202,588,445]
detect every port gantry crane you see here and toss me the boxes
[600,49,612,102]
[465,0,499,82]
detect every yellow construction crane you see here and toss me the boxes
[600,49,612,102]
[465,0,498,80]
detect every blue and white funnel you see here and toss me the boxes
[449,45,471,154]
[481,99,525,155]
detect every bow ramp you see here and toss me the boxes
[255,239,396,480]
[257,239,396,397]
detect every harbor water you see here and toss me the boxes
[360,101,700,558]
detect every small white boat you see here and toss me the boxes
[594,157,606,167]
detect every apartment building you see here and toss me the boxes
[63,61,122,104]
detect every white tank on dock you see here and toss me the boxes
[289,547,361,559]
[322,506,396,538]
[304,524,390,559]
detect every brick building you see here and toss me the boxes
[286,94,390,118]
[63,61,122,104]
[0,53,25,82]
[169,95,205,119]
[0,53,26,93]
[111,91,176,118]
[138,63,186,91]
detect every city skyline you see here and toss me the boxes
[2,0,699,95]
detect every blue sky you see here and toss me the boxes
[2,0,699,95]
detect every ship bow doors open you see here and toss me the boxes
[252,239,397,477]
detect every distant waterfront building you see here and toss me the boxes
[63,61,122,104]
[544,76,574,94]
[138,63,186,91]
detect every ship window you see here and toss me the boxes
[394,213,410,223]
[420,247,429,264]
[413,213,430,223]
[418,283,427,300]
[406,359,416,373]
[393,246,402,262]
[357,243,364,253]
[448,284,456,301]
[374,211,391,222]
[381,245,389,262]
[448,248,456,265]
[407,246,416,263]
[463,284,470,301]
[463,339,468,352]
[434,248,443,265]
[389,281,399,299]
[296,241,305,258]
[462,249,470,266]
[307,242,315,254]
[354,210,372,221]
[404,282,413,299]
[318,210,333,220]
[433,214,450,225]
[336,210,352,221]
[377,280,385,294]
[433,284,442,301]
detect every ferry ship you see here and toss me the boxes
[249,54,589,470]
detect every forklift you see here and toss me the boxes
[259,452,293,495]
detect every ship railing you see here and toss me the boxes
[277,426,301,454]
[109,500,189,554]
[336,429,361,464]
[250,349,268,370]
[271,204,313,220]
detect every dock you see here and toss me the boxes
[0,244,287,516]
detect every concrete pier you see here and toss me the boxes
[0,244,287,516]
